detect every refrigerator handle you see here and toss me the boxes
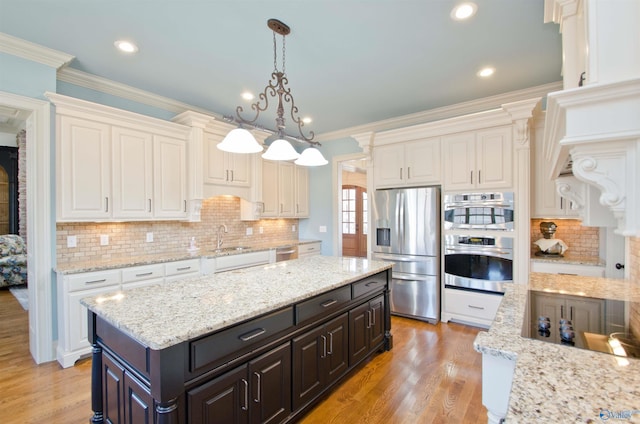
[398,192,405,250]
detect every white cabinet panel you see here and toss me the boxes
[295,165,309,217]
[203,131,251,187]
[278,162,295,216]
[112,126,154,219]
[443,127,512,191]
[57,115,111,220]
[442,288,503,328]
[260,160,306,218]
[373,137,441,188]
[154,135,187,218]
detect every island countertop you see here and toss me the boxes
[81,256,392,350]
[474,273,640,422]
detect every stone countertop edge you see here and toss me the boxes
[529,254,605,266]
[81,256,392,351]
[474,273,640,423]
[55,239,322,274]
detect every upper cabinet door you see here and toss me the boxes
[295,165,309,217]
[261,160,279,217]
[278,162,295,216]
[227,153,251,187]
[404,138,441,186]
[475,127,512,190]
[443,126,513,191]
[57,115,112,220]
[111,126,154,219]
[203,131,252,187]
[443,132,476,191]
[373,144,405,188]
[153,135,187,219]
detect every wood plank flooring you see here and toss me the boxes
[0,289,486,423]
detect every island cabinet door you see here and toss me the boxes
[101,351,153,424]
[349,295,385,367]
[187,365,249,424]
[292,313,349,411]
[248,342,292,424]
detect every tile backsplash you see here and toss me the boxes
[530,218,600,257]
[56,196,299,264]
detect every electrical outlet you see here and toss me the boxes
[100,235,109,246]
[292,225,296,232]
[319,226,327,233]
[146,232,154,242]
[246,227,253,236]
[259,227,264,234]
[67,235,77,248]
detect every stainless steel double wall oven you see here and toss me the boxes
[443,192,514,295]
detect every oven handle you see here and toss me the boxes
[445,247,511,255]
[444,202,512,208]
[374,254,430,262]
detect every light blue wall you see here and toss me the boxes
[0,52,57,98]
[57,80,178,120]
[299,137,362,256]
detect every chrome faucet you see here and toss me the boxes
[216,224,227,249]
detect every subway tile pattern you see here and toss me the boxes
[474,273,640,422]
[56,196,299,264]
[530,218,599,257]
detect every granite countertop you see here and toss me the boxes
[55,239,321,274]
[81,256,391,350]
[530,253,605,266]
[474,273,640,422]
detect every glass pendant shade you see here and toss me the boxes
[261,138,300,161]
[294,147,328,166]
[217,128,263,154]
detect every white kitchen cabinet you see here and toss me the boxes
[295,165,309,217]
[441,288,503,328]
[153,135,188,219]
[111,126,154,219]
[530,261,605,277]
[443,126,512,191]
[51,94,190,222]
[203,130,251,187]
[298,241,322,258]
[121,263,165,290]
[57,115,112,220]
[260,160,308,218]
[164,258,201,283]
[373,137,441,188]
[57,269,121,368]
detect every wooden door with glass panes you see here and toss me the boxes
[341,185,367,257]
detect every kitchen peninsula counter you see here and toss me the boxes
[82,256,393,424]
[474,273,640,423]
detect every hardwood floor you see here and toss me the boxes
[0,289,486,423]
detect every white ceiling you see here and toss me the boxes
[0,0,562,138]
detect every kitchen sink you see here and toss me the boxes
[211,246,251,253]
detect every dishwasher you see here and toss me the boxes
[276,245,298,262]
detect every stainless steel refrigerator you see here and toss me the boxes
[371,187,440,323]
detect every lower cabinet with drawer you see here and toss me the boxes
[441,288,504,328]
[88,269,391,424]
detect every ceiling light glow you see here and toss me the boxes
[477,67,495,78]
[302,117,312,124]
[114,40,138,54]
[241,92,255,101]
[451,3,477,21]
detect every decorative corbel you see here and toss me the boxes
[350,132,375,158]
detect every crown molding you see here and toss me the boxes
[0,32,74,69]
[56,67,217,117]
[316,81,562,142]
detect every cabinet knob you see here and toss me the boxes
[615,263,625,270]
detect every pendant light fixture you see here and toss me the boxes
[219,18,327,166]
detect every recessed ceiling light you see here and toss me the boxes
[302,117,312,124]
[114,40,138,54]
[241,91,255,101]
[477,67,495,78]
[451,2,477,21]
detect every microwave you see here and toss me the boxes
[443,192,514,231]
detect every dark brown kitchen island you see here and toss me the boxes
[82,256,393,423]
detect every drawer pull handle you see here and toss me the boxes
[467,305,485,310]
[365,281,380,287]
[239,328,266,342]
[253,372,261,403]
[320,335,327,358]
[176,266,191,271]
[85,279,107,284]
[241,379,248,411]
[135,272,153,277]
[321,299,337,308]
